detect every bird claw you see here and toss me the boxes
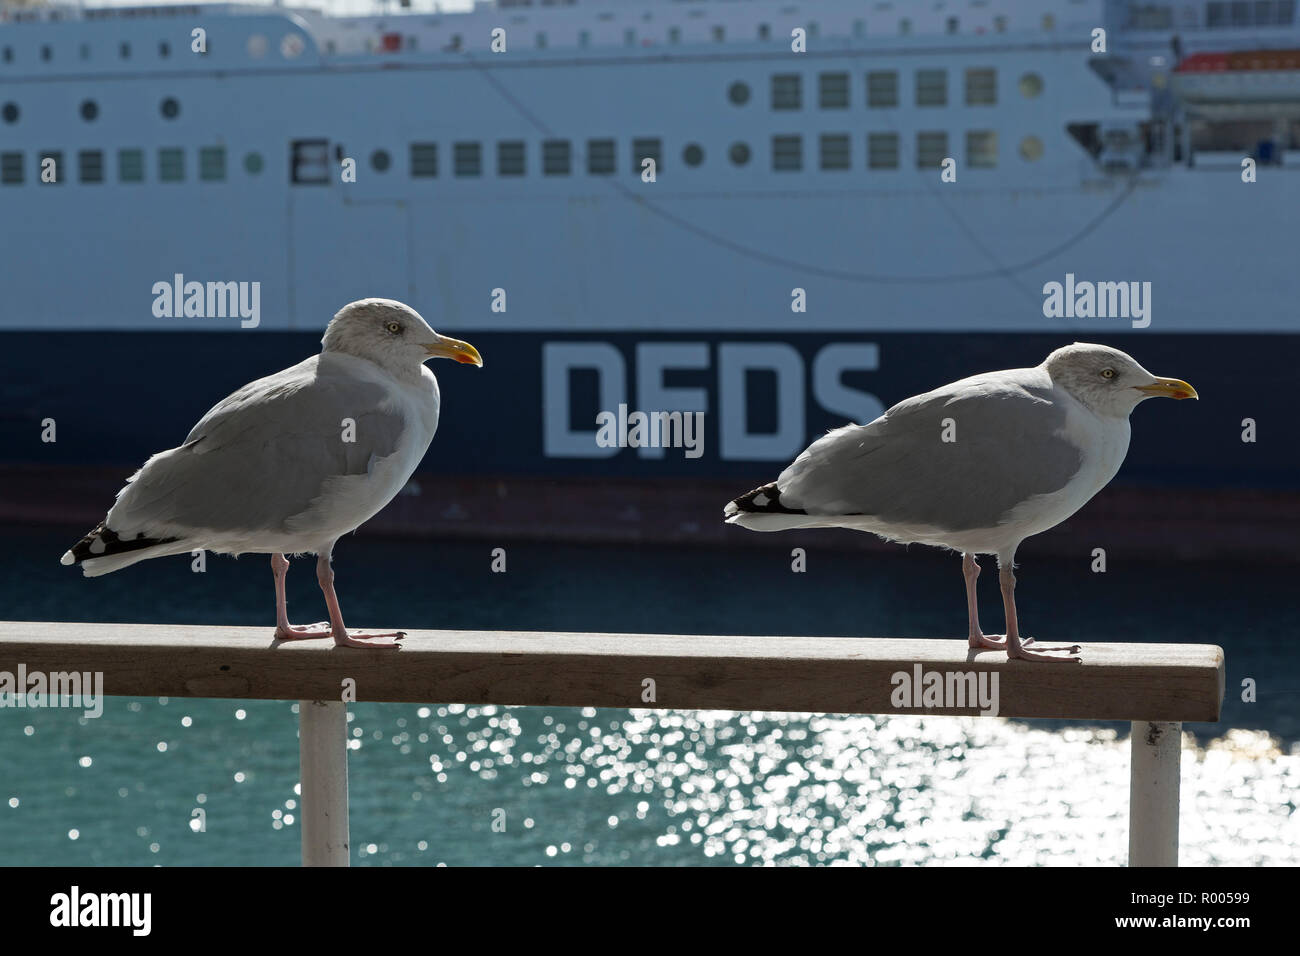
[274,622,334,641]
[333,631,405,649]
[968,633,1008,650]
[1008,643,1082,663]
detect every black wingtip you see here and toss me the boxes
[727,481,807,516]
[64,521,178,564]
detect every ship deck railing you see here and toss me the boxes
[0,622,1224,867]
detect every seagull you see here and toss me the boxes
[724,343,1197,662]
[60,298,482,649]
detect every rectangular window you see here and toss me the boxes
[819,71,849,109]
[965,68,996,106]
[290,139,329,185]
[916,69,947,106]
[78,149,104,183]
[819,133,850,170]
[498,140,525,176]
[587,138,615,175]
[543,139,571,175]
[867,71,898,108]
[631,137,661,174]
[411,143,438,178]
[966,130,997,168]
[916,131,948,168]
[199,146,226,181]
[1,152,22,185]
[40,150,63,184]
[454,142,481,177]
[159,147,184,182]
[118,148,144,183]
[868,132,900,169]
[772,73,802,110]
[772,134,802,171]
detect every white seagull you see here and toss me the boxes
[61,298,483,649]
[724,343,1197,662]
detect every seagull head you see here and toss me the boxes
[322,298,483,373]
[1043,342,1197,417]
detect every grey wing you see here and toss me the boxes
[777,374,1084,531]
[106,357,407,536]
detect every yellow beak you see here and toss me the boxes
[1134,377,1197,400]
[424,334,483,367]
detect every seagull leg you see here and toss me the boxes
[316,549,405,649]
[271,553,333,641]
[998,561,1081,663]
[964,553,1006,650]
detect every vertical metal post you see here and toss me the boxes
[299,699,349,867]
[1129,720,1181,867]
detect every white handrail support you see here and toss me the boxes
[1129,720,1182,867]
[299,699,350,867]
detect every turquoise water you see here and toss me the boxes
[1,525,1296,865]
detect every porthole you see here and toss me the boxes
[247,34,268,58]
[244,152,264,175]
[80,100,98,122]
[281,34,304,59]
[729,142,751,166]
[1019,73,1044,98]
[728,81,750,106]
[1019,136,1044,161]
[371,149,391,172]
[2,102,18,124]
[683,143,704,167]
[160,97,180,119]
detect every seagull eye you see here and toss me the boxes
[1100,368,1116,380]
[384,321,402,334]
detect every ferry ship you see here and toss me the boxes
[0,0,1296,552]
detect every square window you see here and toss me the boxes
[411,143,438,178]
[916,131,948,168]
[868,132,899,169]
[967,130,997,168]
[819,133,850,170]
[543,139,571,175]
[498,140,525,176]
[632,137,661,174]
[1,152,22,185]
[772,134,802,171]
[118,149,144,182]
[158,147,184,182]
[819,72,849,108]
[771,73,802,110]
[78,149,104,183]
[454,142,481,177]
[916,69,947,107]
[587,138,615,175]
[199,146,225,181]
[965,68,997,106]
[867,71,898,108]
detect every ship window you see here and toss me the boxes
[2,103,18,124]
[624,28,635,47]
[867,71,898,108]
[713,26,725,42]
[853,19,865,38]
[159,148,185,182]
[916,69,947,107]
[1,152,23,185]
[946,17,959,34]
[729,81,751,106]
[119,149,144,182]
[160,97,180,120]
[868,132,900,169]
[1019,136,1044,161]
[160,41,171,58]
[290,139,329,184]
[682,143,704,167]
[454,142,481,177]
[632,137,661,173]
[900,18,912,35]
[498,140,526,176]
[1019,73,1044,98]
[411,143,438,177]
[536,32,547,49]
[966,68,996,106]
[819,72,849,109]
[371,149,391,173]
[40,150,63,184]
[579,30,591,47]
[200,146,226,181]
[758,23,771,40]
[1232,1,1251,25]
[994,15,1007,32]
[1279,0,1296,24]
[1042,14,1055,30]
[543,140,571,175]
[41,45,52,63]
[772,134,802,171]
[729,142,751,166]
[80,100,98,122]
[820,133,851,170]
[2,47,11,64]
[587,138,616,174]
[967,130,997,168]
[244,152,264,176]
[248,35,268,58]
[78,150,104,184]
[669,27,680,44]
[771,74,802,110]
[916,132,948,168]
[120,42,131,60]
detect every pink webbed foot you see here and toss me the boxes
[333,631,407,650]
[274,622,334,641]
[1008,638,1082,663]
[968,632,1008,650]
